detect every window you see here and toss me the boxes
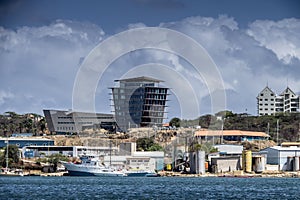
[260,94,264,96]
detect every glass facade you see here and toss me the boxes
[111,76,168,131]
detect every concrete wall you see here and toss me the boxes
[189,151,205,174]
[211,156,241,173]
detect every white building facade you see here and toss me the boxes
[262,146,300,171]
[257,86,299,116]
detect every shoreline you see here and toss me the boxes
[17,170,300,178]
[158,170,300,178]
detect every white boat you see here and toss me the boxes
[61,156,124,177]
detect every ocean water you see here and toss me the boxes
[0,176,299,200]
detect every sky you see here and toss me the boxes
[0,0,300,120]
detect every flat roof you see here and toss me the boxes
[281,142,300,147]
[115,76,163,83]
[0,137,54,141]
[194,129,270,138]
[44,109,113,116]
[266,146,300,151]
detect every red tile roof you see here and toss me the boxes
[194,129,269,137]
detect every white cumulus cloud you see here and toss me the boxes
[247,18,300,64]
[0,20,105,114]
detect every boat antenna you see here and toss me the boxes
[5,139,9,172]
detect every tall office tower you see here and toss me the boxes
[111,76,169,131]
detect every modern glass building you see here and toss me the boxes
[43,109,116,133]
[110,76,169,131]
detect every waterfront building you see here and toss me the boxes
[257,86,299,116]
[209,145,243,173]
[43,109,115,133]
[21,142,164,171]
[194,129,270,142]
[110,76,169,131]
[261,145,300,171]
[22,145,119,158]
[0,137,54,148]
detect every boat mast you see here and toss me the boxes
[5,139,9,171]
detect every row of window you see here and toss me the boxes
[58,116,73,119]
[76,116,113,119]
[145,94,167,100]
[16,143,51,147]
[58,116,112,120]
[259,98,274,101]
[260,93,274,96]
[259,103,275,106]
[144,100,166,105]
[58,121,75,124]
[259,108,274,111]
[145,88,167,94]
[57,126,74,131]
[128,159,149,163]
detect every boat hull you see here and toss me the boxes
[125,171,159,177]
[67,170,124,177]
[61,161,124,177]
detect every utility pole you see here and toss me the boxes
[298,123,300,142]
[109,140,112,166]
[221,118,224,144]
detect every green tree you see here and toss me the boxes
[147,143,163,151]
[37,153,69,171]
[169,117,181,127]
[0,144,20,168]
[136,138,163,151]
[189,142,218,154]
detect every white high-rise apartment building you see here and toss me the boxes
[257,86,300,116]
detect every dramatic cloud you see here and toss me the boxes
[0,20,104,114]
[1,16,300,118]
[247,18,300,64]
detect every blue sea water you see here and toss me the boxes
[0,176,299,200]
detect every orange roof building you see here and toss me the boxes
[194,129,270,142]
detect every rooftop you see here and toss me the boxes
[265,145,300,151]
[194,129,270,138]
[115,76,163,83]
